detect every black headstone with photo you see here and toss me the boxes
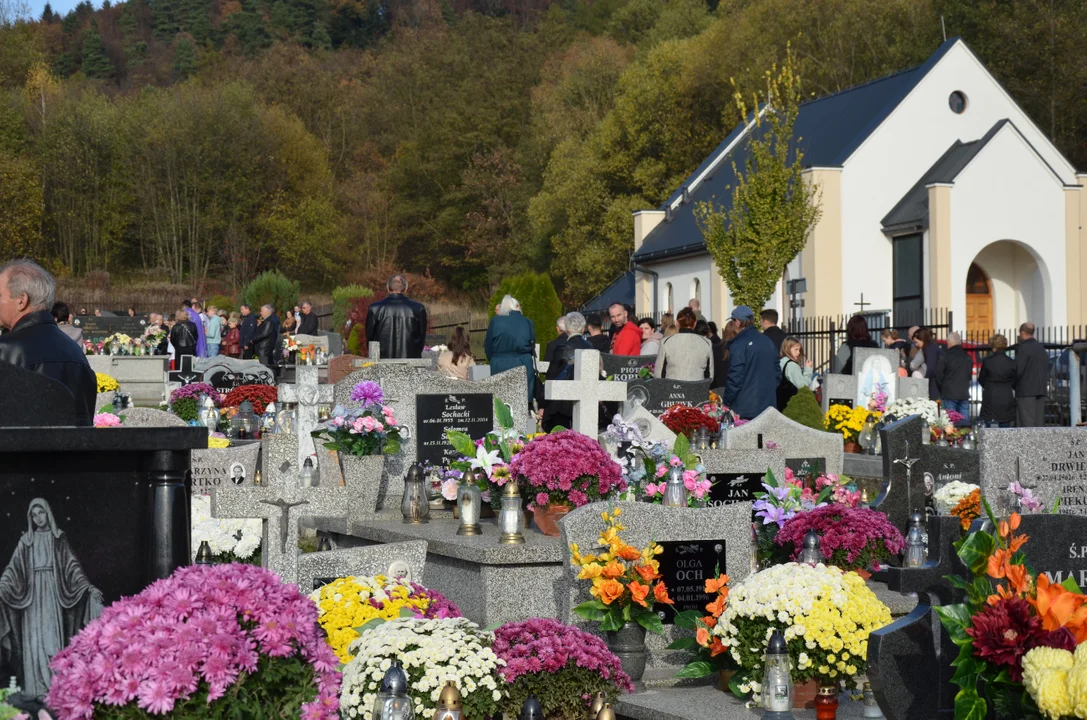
[415,393,495,466]
[168,354,202,385]
[0,426,205,704]
[74,315,148,339]
[626,378,711,417]
[656,539,726,624]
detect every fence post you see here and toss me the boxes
[1072,342,1087,427]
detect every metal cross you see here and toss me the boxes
[855,294,872,313]
[894,454,922,513]
[260,497,310,553]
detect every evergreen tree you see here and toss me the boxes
[269,0,292,36]
[439,0,456,25]
[151,0,181,41]
[81,21,114,79]
[183,0,213,45]
[40,4,55,23]
[224,0,272,55]
[310,20,331,49]
[173,36,196,78]
[102,0,112,9]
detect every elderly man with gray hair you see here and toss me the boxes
[365,274,427,359]
[935,330,973,426]
[541,311,593,431]
[0,259,97,425]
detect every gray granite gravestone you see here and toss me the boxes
[333,363,530,510]
[979,427,1087,516]
[558,501,753,675]
[196,356,275,393]
[698,448,786,508]
[875,416,930,533]
[211,434,376,585]
[619,404,677,447]
[94,392,118,413]
[362,341,437,369]
[626,378,712,417]
[278,364,334,471]
[468,365,491,381]
[544,349,627,435]
[601,353,658,382]
[726,407,844,476]
[292,333,329,351]
[820,373,857,414]
[898,376,928,401]
[121,406,190,428]
[191,442,262,492]
[318,330,343,356]
[296,540,428,593]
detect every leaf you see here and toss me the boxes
[551,425,567,432]
[599,613,624,632]
[383,438,401,455]
[636,611,664,636]
[323,442,342,452]
[729,672,749,699]
[934,604,974,645]
[957,531,996,576]
[673,434,690,459]
[667,637,699,651]
[494,397,514,431]
[574,600,608,622]
[672,609,703,629]
[355,617,387,634]
[954,687,988,720]
[445,429,476,457]
[398,607,416,618]
[100,403,115,414]
[1063,575,1083,594]
[675,661,715,679]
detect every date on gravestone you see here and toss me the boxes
[656,539,726,624]
[415,393,494,467]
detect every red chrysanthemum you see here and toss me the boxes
[964,597,1043,681]
[659,405,719,437]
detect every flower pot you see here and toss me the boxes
[532,504,571,536]
[853,568,873,580]
[606,621,647,691]
[815,682,840,719]
[843,441,861,454]
[338,453,385,514]
[794,679,818,709]
[716,669,736,693]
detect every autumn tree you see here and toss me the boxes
[695,49,821,311]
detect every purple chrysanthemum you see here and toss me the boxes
[350,380,383,406]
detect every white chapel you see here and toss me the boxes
[629,37,1087,334]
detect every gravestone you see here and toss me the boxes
[853,347,901,409]
[919,445,979,495]
[698,448,786,508]
[197,356,275,393]
[168,354,201,385]
[601,353,657,383]
[74,315,147,340]
[619,404,677,448]
[121,406,190,428]
[417,393,494,466]
[191,442,262,492]
[468,365,491,381]
[0,363,78,427]
[557,502,753,672]
[329,354,365,384]
[877,415,932,533]
[297,540,428,592]
[278,364,334,471]
[333,364,530,510]
[726,407,844,476]
[0,426,204,703]
[211,434,375,585]
[318,330,343,356]
[626,378,712,417]
[979,427,1087,516]
[363,341,438,369]
[899,376,928,401]
[544,349,627,435]
[292,333,329,351]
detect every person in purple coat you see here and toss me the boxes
[183,299,207,357]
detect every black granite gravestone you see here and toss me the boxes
[0,426,205,704]
[415,393,494,466]
[601,354,657,383]
[74,315,148,340]
[0,363,78,427]
[706,472,762,506]
[656,539,726,624]
[876,415,930,533]
[626,378,711,417]
[918,446,979,494]
[168,354,201,385]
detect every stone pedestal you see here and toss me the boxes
[87,355,170,404]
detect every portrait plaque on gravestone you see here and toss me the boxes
[415,393,494,467]
[787,457,827,480]
[656,539,726,624]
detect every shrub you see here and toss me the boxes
[331,284,372,332]
[783,387,827,432]
[345,291,388,357]
[171,397,199,422]
[205,293,235,314]
[493,619,633,720]
[488,272,563,345]
[346,323,365,355]
[46,563,340,719]
[239,270,299,315]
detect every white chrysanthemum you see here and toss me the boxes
[191,493,262,559]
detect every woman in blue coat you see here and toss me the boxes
[484,295,536,405]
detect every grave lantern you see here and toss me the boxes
[662,466,687,507]
[230,401,259,440]
[761,629,795,719]
[594,703,616,720]
[195,540,214,565]
[589,691,605,717]
[298,457,318,488]
[798,531,824,565]
[432,681,462,720]
[456,469,483,536]
[862,682,883,718]
[518,695,543,720]
[497,480,525,544]
[904,512,927,567]
[372,659,414,720]
[401,463,430,525]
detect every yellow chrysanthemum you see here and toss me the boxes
[96,372,120,393]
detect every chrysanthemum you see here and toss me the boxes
[965,597,1043,681]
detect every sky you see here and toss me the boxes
[25,0,94,20]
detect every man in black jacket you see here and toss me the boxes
[760,309,787,353]
[365,275,427,359]
[297,301,319,336]
[1015,322,1049,427]
[251,304,281,368]
[935,332,973,426]
[239,304,258,359]
[0,259,96,425]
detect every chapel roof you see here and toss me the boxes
[580,270,635,313]
[632,37,961,263]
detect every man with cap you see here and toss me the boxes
[723,305,779,421]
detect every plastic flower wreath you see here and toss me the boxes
[569,507,674,635]
[636,435,712,507]
[310,575,461,663]
[95,372,120,394]
[936,506,1087,719]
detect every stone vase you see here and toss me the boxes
[606,621,647,691]
[338,454,385,513]
[532,504,571,536]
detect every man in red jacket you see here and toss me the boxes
[608,303,643,356]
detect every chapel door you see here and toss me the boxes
[965,263,993,338]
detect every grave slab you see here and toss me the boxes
[726,407,844,475]
[979,426,1087,515]
[86,355,170,404]
[296,540,428,592]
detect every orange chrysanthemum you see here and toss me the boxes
[701,615,717,629]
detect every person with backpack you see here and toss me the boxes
[777,336,813,409]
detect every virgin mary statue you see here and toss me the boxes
[0,498,103,699]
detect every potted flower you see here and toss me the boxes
[493,618,635,719]
[569,507,674,686]
[667,573,737,690]
[47,563,340,719]
[221,384,279,414]
[715,562,891,708]
[824,404,881,452]
[169,382,223,423]
[774,505,906,576]
[933,480,981,515]
[340,617,505,719]
[935,510,1087,719]
[191,493,262,566]
[660,404,721,437]
[635,436,713,507]
[509,430,626,535]
[310,575,461,663]
[94,372,120,395]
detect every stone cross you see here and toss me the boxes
[167,355,200,385]
[211,434,370,585]
[368,341,381,360]
[544,349,627,435]
[278,364,334,471]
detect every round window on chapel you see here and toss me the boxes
[949,91,967,114]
